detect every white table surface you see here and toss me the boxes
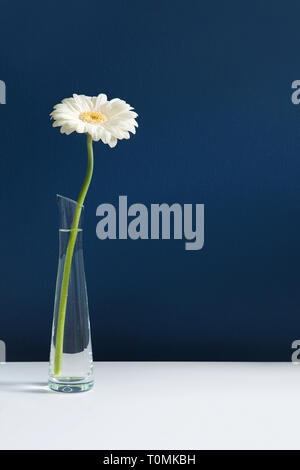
[1,361,300,450]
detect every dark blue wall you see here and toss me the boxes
[1,0,300,361]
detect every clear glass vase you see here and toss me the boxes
[48,195,94,393]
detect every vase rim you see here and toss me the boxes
[56,194,84,209]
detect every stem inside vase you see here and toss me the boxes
[53,134,94,376]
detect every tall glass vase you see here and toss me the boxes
[48,195,94,393]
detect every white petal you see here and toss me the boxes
[108,136,117,148]
[75,121,86,133]
[60,126,75,135]
[92,94,107,111]
[72,94,88,112]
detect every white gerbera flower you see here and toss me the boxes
[50,93,138,148]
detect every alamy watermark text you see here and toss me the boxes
[96,196,204,251]
[0,80,6,104]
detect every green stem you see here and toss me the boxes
[54,133,94,376]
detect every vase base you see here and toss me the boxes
[48,380,94,393]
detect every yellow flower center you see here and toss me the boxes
[79,111,106,124]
